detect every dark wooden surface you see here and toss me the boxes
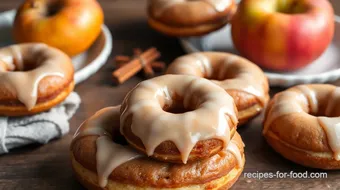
[0,0,339,190]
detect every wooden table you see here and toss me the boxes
[0,0,339,189]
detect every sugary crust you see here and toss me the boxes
[148,16,229,37]
[0,81,74,116]
[265,131,340,170]
[71,155,244,190]
[225,90,267,125]
[71,132,245,189]
[148,1,235,26]
[263,84,340,169]
[122,117,236,163]
[147,1,236,36]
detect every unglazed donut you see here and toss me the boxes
[166,52,269,125]
[147,0,236,36]
[120,75,238,164]
[0,43,74,116]
[263,84,340,169]
[71,106,245,190]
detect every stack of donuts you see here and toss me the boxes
[71,52,270,189]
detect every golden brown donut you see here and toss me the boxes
[263,84,340,169]
[0,43,74,116]
[71,106,245,190]
[120,75,238,164]
[147,0,236,37]
[166,52,269,125]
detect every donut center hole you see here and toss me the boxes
[163,101,194,114]
[46,0,63,17]
[276,0,307,14]
[111,128,129,145]
[1,60,38,72]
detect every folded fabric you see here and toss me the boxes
[0,92,81,154]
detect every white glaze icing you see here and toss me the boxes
[264,85,340,161]
[318,87,340,160]
[213,56,265,104]
[325,87,340,116]
[120,75,237,163]
[167,53,267,106]
[263,90,307,134]
[226,140,243,167]
[72,106,142,188]
[150,0,232,17]
[297,85,318,114]
[318,117,340,160]
[0,44,68,110]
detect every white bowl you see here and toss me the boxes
[180,3,340,87]
[0,10,112,85]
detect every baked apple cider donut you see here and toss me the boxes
[147,0,236,36]
[120,75,238,164]
[167,52,269,125]
[0,43,74,116]
[263,84,340,169]
[71,106,245,190]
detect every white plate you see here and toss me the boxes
[180,9,340,87]
[0,10,112,85]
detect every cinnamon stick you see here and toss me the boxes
[114,55,130,63]
[112,47,160,84]
[134,48,155,78]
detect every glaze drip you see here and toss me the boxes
[212,56,266,105]
[72,106,142,188]
[120,75,237,163]
[318,87,340,160]
[0,44,68,110]
[150,0,232,17]
[263,90,307,134]
[226,140,243,167]
[264,85,340,161]
[297,85,318,113]
[318,117,340,160]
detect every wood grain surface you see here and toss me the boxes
[0,0,339,190]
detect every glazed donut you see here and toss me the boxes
[263,84,340,169]
[71,106,245,190]
[147,0,236,36]
[166,52,269,125]
[120,75,238,164]
[0,43,74,116]
[13,0,104,56]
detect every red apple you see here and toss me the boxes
[231,0,334,71]
[13,0,104,57]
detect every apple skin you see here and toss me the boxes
[13,0,104,57]
[231,0,334,71]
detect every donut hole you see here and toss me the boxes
[19,61,39,71]
[207,72,235,81]
[276,0,307,14]
[46,0,63,17]
[0,59,39,72]
[162,100,195,114]
[111,130,129,146]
